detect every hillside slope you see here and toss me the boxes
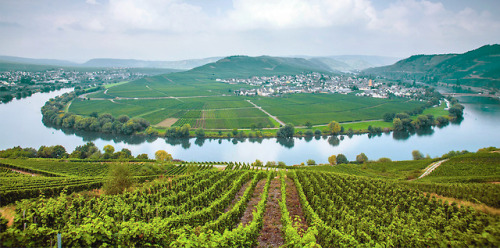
[363,44,500,88]
[187,55,332,78]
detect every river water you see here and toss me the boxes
[0,89,499,164]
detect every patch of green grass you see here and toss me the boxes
[255,94,425,126]
[422,101,448,116]
[340,121,393,131]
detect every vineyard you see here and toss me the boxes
[0,153,499,247]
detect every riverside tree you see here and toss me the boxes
[328,155,337,165]
[336,154,349,164]
[155,150,172,162]
[277,123,294,138]
[356,153,368,163]
[327,121,341,135]
[412,150,424,160]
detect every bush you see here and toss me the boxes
[104,164,133,195]
[412,150,424,160]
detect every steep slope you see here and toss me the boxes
[363,44,500,88]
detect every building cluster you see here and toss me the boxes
[0,68,144,87]
[217,73,428,99]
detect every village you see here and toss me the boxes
[0,68,148,103]
[217,73,429,100]
[0,68,143,86]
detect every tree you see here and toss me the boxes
[180,124,191,137]
[383,113,395,122]
[356,153,368,163]
[393,118,404,132]
[195,128,205,138]
[252,159,263,167]
[305,121,313,129]
[328,155,337,165]
[336,154,349,164]
[448,103,464,118]
[328,121,341,135]
[250,123,257,130]
[117,115,130,123]
[377,157,392,163]
[277,123,294,138]
[265,161,277,167]
[52,145,67,158]
[136,153,149,159]
[103,145,115,155]
[155,150,172,162]
[412,150,424,160]
[306,159,316,165]
[104,164,132,195]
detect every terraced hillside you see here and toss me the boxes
[0,149,499,247]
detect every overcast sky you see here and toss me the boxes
[0,0,499,62]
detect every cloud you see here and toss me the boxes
[106,0,209,32]
[86,0,99,5]
[224,0,376,30]
[368,0,499,36]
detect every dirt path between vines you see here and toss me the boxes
[418,159,448,179]
[2,167,39,177]
[239,179,267,226]
[0,205,16,227]
[224,180,252,213]
[257,177,284,247]
[285,177,309,235]
[424,192,500,216]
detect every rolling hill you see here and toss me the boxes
[309,55,400,72]
[363,44,500,88]
[188,55,333,78]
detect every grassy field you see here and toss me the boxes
[70,91,433,130]
[68,58,436,130]
[254,94,426,126]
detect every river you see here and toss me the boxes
[0,88,499,164]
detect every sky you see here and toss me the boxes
[0,0,499,62]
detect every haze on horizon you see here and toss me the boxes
[0,0,499,62]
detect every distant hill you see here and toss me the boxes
[0,55,221,72]
[0,55,79,67]
[363,44,500,88]
[309,55,400,72]
[82,57,221,70]
[187,55,332,78]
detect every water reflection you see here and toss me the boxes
[1,88,499,164]
[276,138,294,148]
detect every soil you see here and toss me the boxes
[224,180,252,213]
[4,167,39,177]
[424,192,500,216]
[285,177,309,235]
[256,178,284,247]
[239,179,267,226]
[156,118,178,128]
[0,205,16,227]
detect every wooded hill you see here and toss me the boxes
[363,44,500,89]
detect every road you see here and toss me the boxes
[246,100,285,126]
[418,159,448,179]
